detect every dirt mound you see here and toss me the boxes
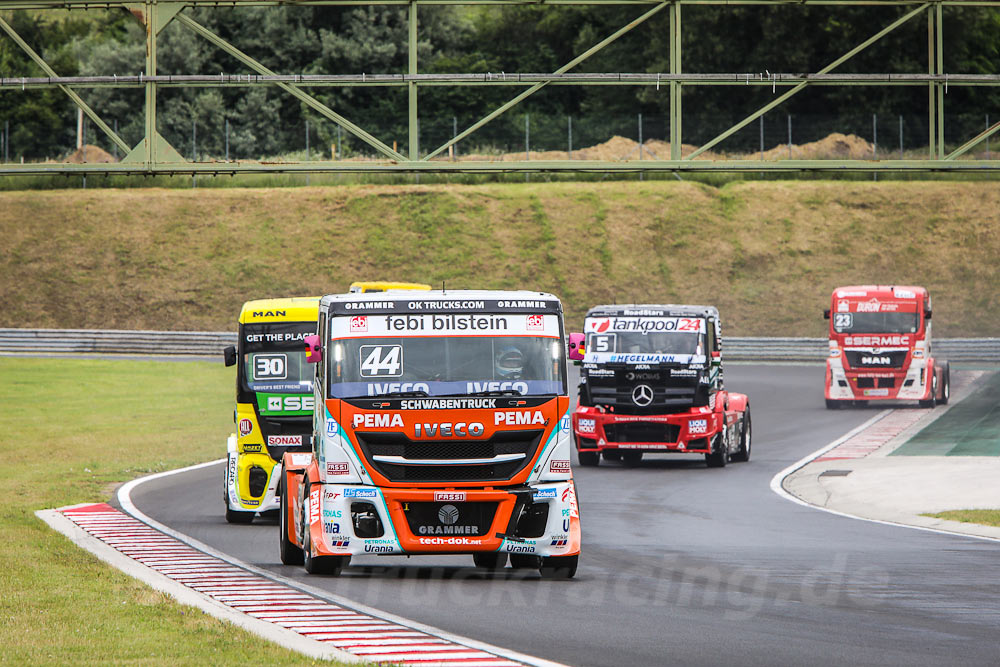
[455,135,713,162]
[65,144,117,163]
[752,132,875,161]
[447,132,875,163]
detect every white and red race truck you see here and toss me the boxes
[279,290,581,578]
[824,285,949,408]
[567,305,751,468]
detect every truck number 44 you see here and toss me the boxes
[360,345,403,377]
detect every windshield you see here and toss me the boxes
[587,331,702,355]
[584,316,706,362]
[833,312,919,335]
[327,313,564,398]
[240,322,315,393]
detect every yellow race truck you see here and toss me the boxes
[222,286,431,523]
[223,297,320,523]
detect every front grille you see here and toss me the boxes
[603,422,681,443]
[845,350,907,369]
[588,384,699,414]
[260,415,313,461]
[402,501,498,537]
[355,430,544,483]
[856,377,897,389]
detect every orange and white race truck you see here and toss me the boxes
[568,304,751,468]
[279,290,580,578]
[824,285,949,408]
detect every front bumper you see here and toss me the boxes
[307,481,581,558]
[226,450,281,514]
[826,359,931,401]
[572,407,721,454]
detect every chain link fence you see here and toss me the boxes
[2,109,996,164]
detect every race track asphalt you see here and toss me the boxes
[127,364,1000,667]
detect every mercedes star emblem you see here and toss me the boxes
[632,384,654,407]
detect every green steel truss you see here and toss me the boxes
[1,0,999,174]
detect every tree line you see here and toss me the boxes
[1,4,998,160]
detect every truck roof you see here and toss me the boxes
[830,285,928,300]
[238,296,320,324]
[584,304,720,319]
[348,281,432,293]
[321,290,563,315]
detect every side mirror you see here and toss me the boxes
[223,345,237,367]
[925,309,932,320]
[823,309,831,320]
[567,332,585,361]
[304,334,323,363]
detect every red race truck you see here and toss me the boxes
[824,285,949,408]
[568,304,751,468]
[279,290,580,578]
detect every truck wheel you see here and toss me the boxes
[732,410,752,463]
[621,451,643,467]
[303,528,347,576]
[705,433,728,468]
[225,507,254,524]
[509,554,542,569]
[602,450,621,462]
[938,361,951,405]
[825,399,842,410]
[279,481,304,565]
[539,554,578,580]
[473,552,508,571]
[577,450,600,467]
[919,373,938,408]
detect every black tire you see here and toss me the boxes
[621,451,643,467]
[279,480,304,566]
[577,450,600,467]
[732,409,752,463]
[919,372,938,408]
[473,552,508,571]
[303,526,347,576]
[539,554,578,580]
[825,399,843,410]
[938,361,951,405]
[225,507,254,524]
[509,554,542,569]
[602,450,621,462]
[705,432,728,468]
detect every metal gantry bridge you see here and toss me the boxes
[1,0,999,174]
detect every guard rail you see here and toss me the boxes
[1,329,998,363]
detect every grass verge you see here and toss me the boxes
[922,509,1000,528]
[0,356,335,664]
[2,180,1000,336]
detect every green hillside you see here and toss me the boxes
[2,180,998,336]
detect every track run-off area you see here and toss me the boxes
[58,364,1000,666]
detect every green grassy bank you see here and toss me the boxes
[0,356,327,664]
[2,180,999,335]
